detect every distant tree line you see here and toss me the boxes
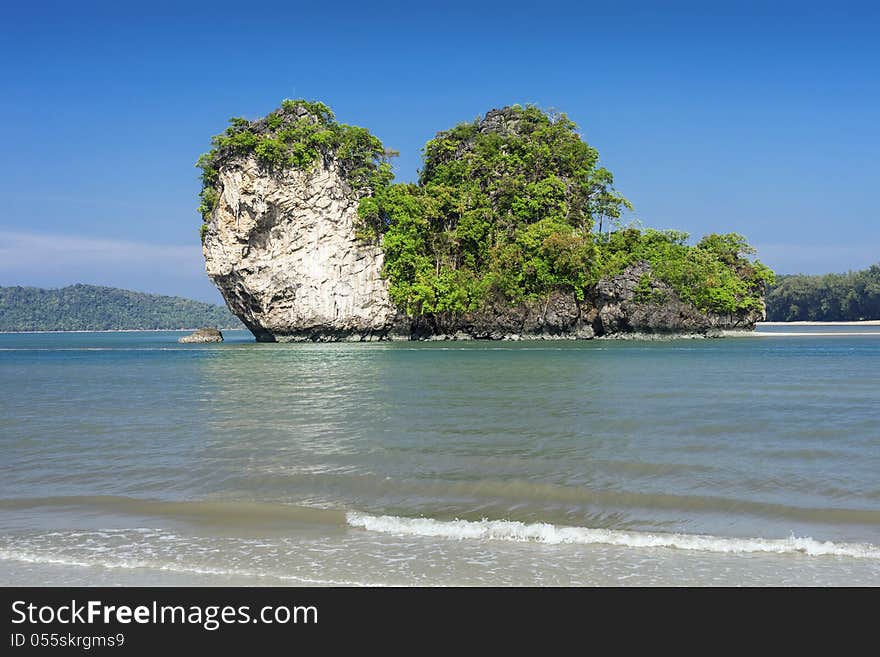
[765,264,880,321]
[0,284,242,331]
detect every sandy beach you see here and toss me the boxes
[759,320,880,326]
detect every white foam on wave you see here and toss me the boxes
[0,548,379,586]
[346,512,880,559]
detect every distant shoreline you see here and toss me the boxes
[758,321,880,326]
[0,328,246,334]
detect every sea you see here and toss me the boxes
[1,325,878,586]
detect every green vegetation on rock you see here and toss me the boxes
[196,99,394,233]
[358,104,772,315]
[0,285,242,331]
[593,229,774,313]
[196,100,773,317]
[766,264,880,321]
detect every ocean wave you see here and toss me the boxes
[224,474,880,526]
[0,547,375,586]
[346,512,880,559]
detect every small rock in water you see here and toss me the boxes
[178,328,223,343]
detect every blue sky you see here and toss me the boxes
[0,1,877,303]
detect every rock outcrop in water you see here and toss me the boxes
[202,155,398,341]
[594,261,762,335]
[178,327,224,343]
[200,101,766,342]
[407,261,761,340]
[203,170,760,340]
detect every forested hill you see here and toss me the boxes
[765,264,880,321]
[0,285,242,331]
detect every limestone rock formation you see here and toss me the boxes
[178,327,224,343]
[199,102,765,342]
[202,156,761,341]
[405,262,761,340]
[202,156,399,342]
[408,292,596,340]
[595,262,763,336]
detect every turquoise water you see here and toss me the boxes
[1,327,879,585]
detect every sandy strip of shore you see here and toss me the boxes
[758,321,880,326]
[742,332,880,337]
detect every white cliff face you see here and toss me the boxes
[202,156,399,341]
